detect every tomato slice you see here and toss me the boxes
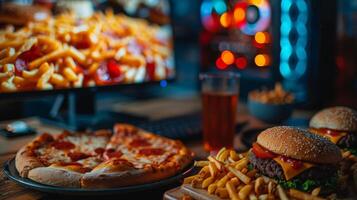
[252,143,276,159]
[315,128,342,137]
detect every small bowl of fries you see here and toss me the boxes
[248,83,294,124]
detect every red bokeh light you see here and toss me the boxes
[216,57,228,70]
[235,57,247,69]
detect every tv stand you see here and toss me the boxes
[40,92,148,131]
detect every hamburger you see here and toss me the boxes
[249,126,342,194]
[309,106,357,155]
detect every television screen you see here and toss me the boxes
[0,0,174,93]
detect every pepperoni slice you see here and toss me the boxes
[14,45,42,76]
[104,149,122,160]
[139,148,164,156]
[130,138,151,147]
[94,147,105,155]
[68,152,90,162]
[52,141,75,150]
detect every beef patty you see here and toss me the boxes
[248,152,338,181]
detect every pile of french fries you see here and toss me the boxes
[0,11,173,92]
[249,83,294,104]
[184,148,326,200]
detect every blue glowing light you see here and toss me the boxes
[160,80,167,87]
[213,0,227,15]
[279,0,309,80]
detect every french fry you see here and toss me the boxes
[1,76,16,92]
[13,76,25,86]
[226,180,240,200]
[29,48,68,70]
[249,194,258,200]
[267,181,276,195]
[68,47,85,63]
[215,187,229,199]
[277,185,289,200]
[37,63,54,89]
[289,189,326,200]
[63,67,78,82]
[208,156,223,171]
[217,174,229,188]
[22,69,39,80]
[191,177,204,188]
[202,177,215,189]
[230,150,240,161]
[50,73,69,87]
[235,158,249,170]
[73,73,83,88]
[208,183,218,194]
[218,149,230,162]
[194,161,209,167]
[87,63,100,75]
[198,166,210,179]
[209,162,219,177]
[216,147,227,159]
[65,57,77,71]
[230,177,240,187]
[239,184,253,200]
[228,166,251,184]
[255,177,265,195]
[183,175,197,184]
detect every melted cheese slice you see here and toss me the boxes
[310,129,347,144]
[273,156,315,180]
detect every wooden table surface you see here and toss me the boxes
[0,97,313,200]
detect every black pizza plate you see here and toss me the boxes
[3,158,195,196]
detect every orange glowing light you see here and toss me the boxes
[233,7,245,22]
[254,54,270,67]
[220,12,232,28]
[255,32,270,44]
[221,50,235,65]
[251,0,263,6]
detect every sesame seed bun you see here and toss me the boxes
[257,126,342,164]
[309,106,357,132]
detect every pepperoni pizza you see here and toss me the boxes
[15,124,193,188]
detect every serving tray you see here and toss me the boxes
[3,158,194,196]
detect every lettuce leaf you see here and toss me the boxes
[278,176,337,192]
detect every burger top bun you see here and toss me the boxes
[257,126,342,164]
[310,106,357,132]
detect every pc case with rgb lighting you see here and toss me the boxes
[199,0,339,107]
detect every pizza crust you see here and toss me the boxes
[15,145,44,178]
[15,134,54,177]
[81,154,193,188]
[28,166,83,188]
[81,166,177,188]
